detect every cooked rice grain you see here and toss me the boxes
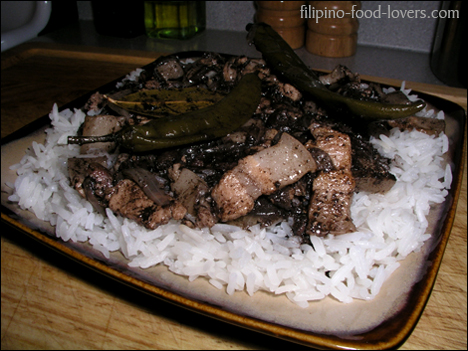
[7,100,452,307]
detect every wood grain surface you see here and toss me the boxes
[1,43,466,350]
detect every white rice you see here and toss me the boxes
[7,86,452,308]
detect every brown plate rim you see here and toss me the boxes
[1,51,466,350]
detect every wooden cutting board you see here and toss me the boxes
[1,42,466,350]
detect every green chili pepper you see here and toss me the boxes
[68,73,262,152]
[246,23,426,120]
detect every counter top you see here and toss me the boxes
[32,20,446,86]
[1,39,466,350]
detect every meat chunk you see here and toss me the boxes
[369,116,445,136]
[82,163,115,213]
[307,170,356,236]
[70,155,187,228]
[307,125,357,236]
[122,168,172,206]
[80,115,126,154]
[84,163,114,201]
[267,175,309,211]
[307,147,335,172]
[228,197,286,228]
[85,92,105,112]
[310,124,352,170]
[212,133,316,222]
[350,134,396,194]
[318,65,358,86]
[223,58,237,82]
[68,157,109,198]
[277,82,302,102]
[108,179,186,230]
[156,57,184,80]
[265,105,306,135]
[311,118,396,194]
[170,168,217,228]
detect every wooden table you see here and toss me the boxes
[1,43,466,350]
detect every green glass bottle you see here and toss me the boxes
[144,1,206,40]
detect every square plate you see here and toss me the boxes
[1,52,466,349]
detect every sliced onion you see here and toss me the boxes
[122,168,172,206]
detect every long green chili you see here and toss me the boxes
[68,73,262,152]
[246,23,425,120]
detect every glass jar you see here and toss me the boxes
[144,1,206,40]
